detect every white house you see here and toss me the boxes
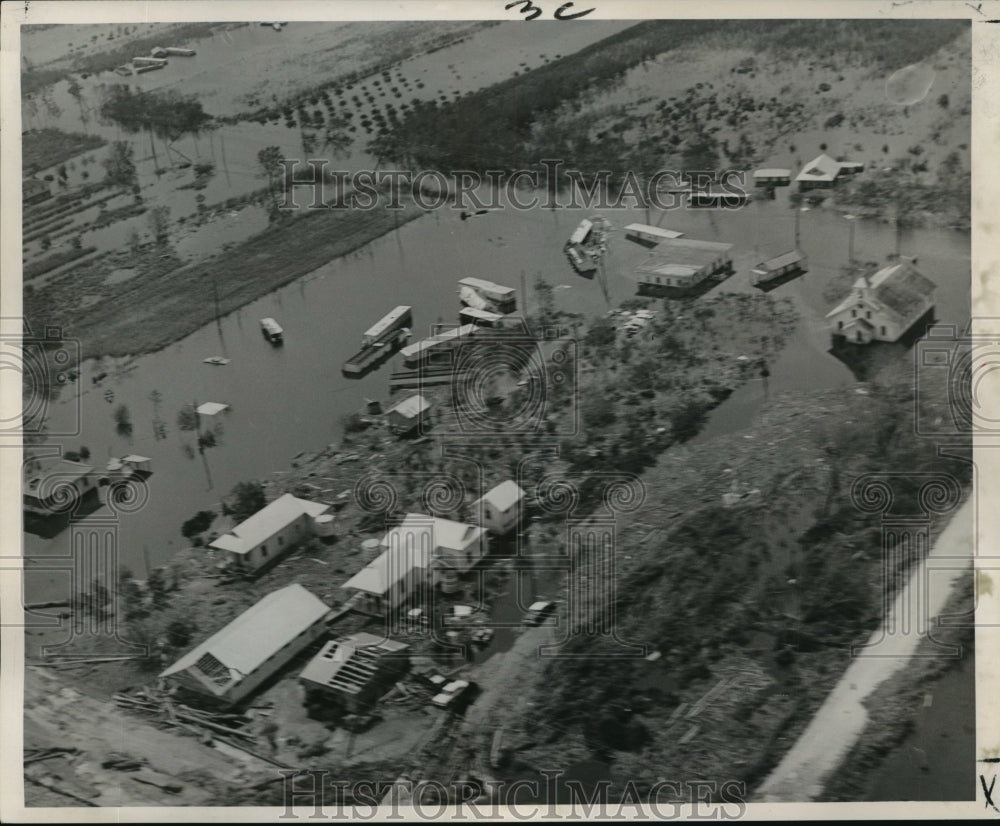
[160,584,332,707]
[23,459,97,516]
[635,238,733,291]
[795,154,863,191]
[341,513,487,615]
[386,394,432,435]
[825,260,936,344]
[210,492,332,574]
[473,480,526,535]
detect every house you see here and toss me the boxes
[752,168,791,187]
[400,325,478,368]
[209,492,332,574]
[160,584,333,708]
[795,154,863,191]
[635,238,733,292]
[688,187,751,208]
[23,178,51,205]
[457,277,517,314]
[341,513,487,615]
[473,480,526,535]
[386,394,431,435]
[23,459,97,516]
[300,632,409,713]
[825,259,936,344]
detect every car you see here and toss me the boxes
[431,679,473,709]
[522,600,556,627]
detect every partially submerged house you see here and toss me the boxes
[386,394,432,435]
[795,154,863,191]
[473,480,526,536]
[635,238,733,292]
[752,168,791,187]
[209,492,332,574]
[341,513,487,615]
[825,259,936,344]
[23,459,97,516]
[300,632,409,713]
[160,584,333,708]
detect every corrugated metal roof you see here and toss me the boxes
[160,584,330,683]
[209,493,329,556]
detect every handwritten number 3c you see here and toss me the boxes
[505,1,595,20]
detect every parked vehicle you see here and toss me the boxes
[522,600,556,627]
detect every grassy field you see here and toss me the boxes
[24,199,426,360]
[21,127,106,173]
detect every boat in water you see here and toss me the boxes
[564,216,609,274]
[342,305,413,375]
[203,356,231,366]
[260,317,284,344]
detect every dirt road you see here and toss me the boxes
[755,497,975,801]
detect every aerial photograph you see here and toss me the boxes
[11,11,979,816]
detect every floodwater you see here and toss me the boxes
[23,195,970,600]
[22,20,634,265]
[20,21,974,804]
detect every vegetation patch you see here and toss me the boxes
[21,127,106,174]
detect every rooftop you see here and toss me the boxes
[636,237,733,273]
[389,394,431,420]
[400,324,478,359]
[754,249,806,272]
[210,493,329,556]
[753,168,791,178]
[300,633,408,694]
[384,513,484,553]
[826,261,936,320]
[25,459,94,490]
[160,584,331,692]
[624,223,684,239]
[458,277,515,297]
[795,153,842,183]
[475,480,526,512]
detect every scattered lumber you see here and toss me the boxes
[24,747,79,765]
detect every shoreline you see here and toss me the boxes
[27,200,428,362]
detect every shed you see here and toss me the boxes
[473,480,526,535]
[300,632,409,713]
[386,394,431,435]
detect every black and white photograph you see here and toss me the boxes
[2,1,998,820]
